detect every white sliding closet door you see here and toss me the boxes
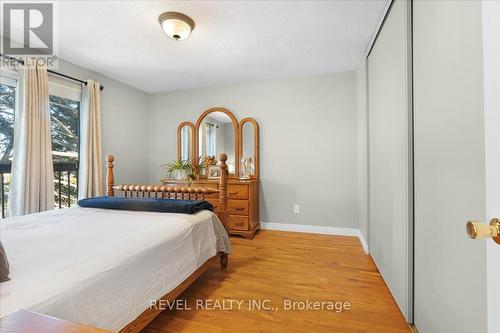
[367,0,412,320]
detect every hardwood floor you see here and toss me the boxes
[143,230,411,333]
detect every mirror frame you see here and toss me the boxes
[238,117,260,179]
[194,107,240,178]
[177,121,195,162]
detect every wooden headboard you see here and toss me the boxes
[105,153,229,233]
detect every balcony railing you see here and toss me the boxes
[54,162,79,209]
[0,162,79,218]
[0,163,10,218]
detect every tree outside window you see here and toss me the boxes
[0,82,81,216]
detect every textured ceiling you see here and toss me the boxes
[55,0,386,93]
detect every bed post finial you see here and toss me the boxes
[106,155,115,197]
[218,153,229,269]
[219,153,227,164]
[218,153,229,235]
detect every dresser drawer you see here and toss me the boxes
[228,215,249,230]
[227,184,248,200]
[228,199,249,215]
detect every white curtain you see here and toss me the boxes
[78,80,103,199]
[7,61,54,216]
[206,123,216,157]
[200,122,207,159]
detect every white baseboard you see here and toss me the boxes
[357,232,369,254]
[260,222,370,254]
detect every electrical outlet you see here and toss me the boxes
[293,204,300,214]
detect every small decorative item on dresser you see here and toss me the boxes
[240,156,254,180]
[204,155,216,167]
[207,165,221,180]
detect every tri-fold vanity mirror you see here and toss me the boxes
[165,107,260,239]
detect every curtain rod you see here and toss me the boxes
[0,53,104,91]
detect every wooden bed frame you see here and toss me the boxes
[105,153,230,333]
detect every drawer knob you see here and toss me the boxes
[229,191,238,195]
[236,207,245,211]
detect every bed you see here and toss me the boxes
[0,154,231,333]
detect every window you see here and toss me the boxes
[0,82,15,217]
[50,95,80,208]
[0,73,82,217]
[49,76,81,209]
[0,83,15,164]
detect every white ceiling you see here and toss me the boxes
[56,0,386,93]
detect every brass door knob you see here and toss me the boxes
[466,218,500,244]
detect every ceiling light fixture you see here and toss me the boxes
[158,11,195,41]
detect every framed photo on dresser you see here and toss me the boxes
[207,165,221,180]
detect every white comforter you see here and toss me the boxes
[0,207,230,331]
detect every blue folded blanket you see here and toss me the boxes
[77,196,213,214]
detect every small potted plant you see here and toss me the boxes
[161,159,193,181]
[161,158,207,184]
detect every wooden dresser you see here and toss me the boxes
[172,107,261,239]
[162,179,260,239]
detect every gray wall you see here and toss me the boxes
[413,1,487,332]
[355,58,368,241]
[147,72,359,228]
[56,59,149,186]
